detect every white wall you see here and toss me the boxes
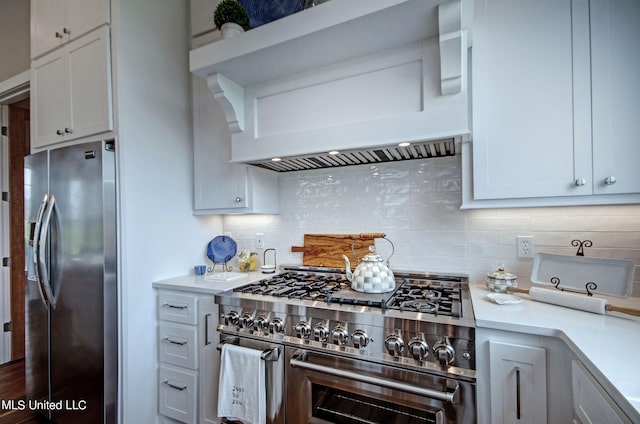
[0,0,29,82]
[223,156,640,296]
[111,0,223,422]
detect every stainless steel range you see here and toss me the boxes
[215,265,476,424]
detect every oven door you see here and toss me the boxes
[219,334,286,424]
[286,347,476,424]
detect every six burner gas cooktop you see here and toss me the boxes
[232,267,468,318]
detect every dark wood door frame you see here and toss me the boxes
[8,102,29,361]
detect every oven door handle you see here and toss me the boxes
[290,350,460,404]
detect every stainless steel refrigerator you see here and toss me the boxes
[24,139,117,423]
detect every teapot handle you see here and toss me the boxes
[383,237,395,266]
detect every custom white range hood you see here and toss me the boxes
[190,0,471,172]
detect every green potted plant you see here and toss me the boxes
[214,0,250,39]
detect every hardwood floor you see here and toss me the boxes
[0,360,40,423]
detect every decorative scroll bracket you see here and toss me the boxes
[551,276,597,297]
[571,239,593,256]
[206,73,245,133]
[438,0,463,95]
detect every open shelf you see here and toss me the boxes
[189,0,454,86]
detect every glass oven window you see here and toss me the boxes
[311,383,442,424]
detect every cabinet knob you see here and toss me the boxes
[64,128,73,134]
[55,31,63,39]
[574,178,587,187]
[604,176,617,185]
[235,196,242,203]
[56,129,64,135]
[63,27,70,35]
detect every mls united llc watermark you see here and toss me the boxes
[1,399,87,411]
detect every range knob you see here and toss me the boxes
[384,334,405,357]
[351,329,369,349]
[332,325,349,346]
[433,338,455,368]
[223,311,240,326]
[313,323,330,342]
[239,313,254,329]
[269,317,285,334]
[408,337,429,362]
[294,321,312,339]
[255,315,269,331]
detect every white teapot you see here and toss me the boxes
[343,244,395,293]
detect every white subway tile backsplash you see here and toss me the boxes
[223,156,640,296]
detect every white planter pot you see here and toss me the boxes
[220,22,244,39]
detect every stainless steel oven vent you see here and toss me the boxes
[246,138,457,172]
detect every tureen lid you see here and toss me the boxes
[487,265,517,281]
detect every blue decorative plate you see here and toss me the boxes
[207,235,238,264]
[238,0,305,28]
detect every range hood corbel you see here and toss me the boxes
[207,73,245,133]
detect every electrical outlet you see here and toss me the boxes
[516,236,534,258]
[255,233,265,249]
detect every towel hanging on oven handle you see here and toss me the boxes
[216,341,280,362]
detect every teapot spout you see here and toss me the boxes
[343,255,354,281]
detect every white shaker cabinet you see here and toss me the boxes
[198,300,219,424]
[590,0,640,196]
[467,0,640,206]
[31,0,110,59]
[31,26,113,151]
[472,0,582,200]
[572,360,633,424]
[476,328,575,424]
[488,341,547,424]
[192,75,279,215]
[157,290,221,424]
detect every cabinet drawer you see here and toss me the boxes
[158,292,198,325]
[159,322,198,369]
[159,364,197,424]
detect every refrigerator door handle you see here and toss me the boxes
[33,193,50,307]
[38,194,58,309]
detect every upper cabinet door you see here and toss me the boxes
[590,0,640,195]
[31,27,113,151]
[31,51,71,147]
[31,0,110,59]
[67,0,110,39]
[67,28,113,142]
[31,0,67,58]
[471,0,591,200]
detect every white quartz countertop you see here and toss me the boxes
[152,270,268,294]
[470,284,640,421]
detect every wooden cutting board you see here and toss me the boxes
[291,233,385,268]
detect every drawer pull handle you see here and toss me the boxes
[163,302,188,310]
[163,380,187,391]
[515,366,521,420]
[163,337,187,346]
[205,313,212,346]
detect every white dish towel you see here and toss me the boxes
[218,343,266,424]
